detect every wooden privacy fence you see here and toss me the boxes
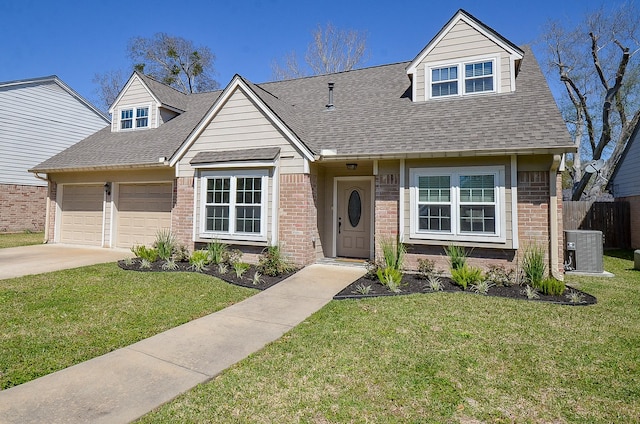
[563,201,631,249]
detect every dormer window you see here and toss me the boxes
[428,57,497,99]
[120,106,149,130]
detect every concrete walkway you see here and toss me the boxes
[0,264,365,424]
[0,244,132,280]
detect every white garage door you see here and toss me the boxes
[60,185,104,246]
[116,183,172,248]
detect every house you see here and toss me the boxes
[31,10,574,277]
[0,76,109,233]
[608,119,640,249]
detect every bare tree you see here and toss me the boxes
[128,33,219,94]
[542,4,640,200]
[92,69,127,112]
[271,23,369,80]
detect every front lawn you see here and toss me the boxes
[138,251,640,423]
[0,232,44,249]
[0,263,256,389]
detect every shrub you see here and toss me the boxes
[233,262,250,278]
[224,249,243,266]
[522,244,546,287]
[251,272,263,285]
[139,259,152,270]
[417,258,437,279]
[450,265,483,290]
[207,240,229,265]
[258,245,292,276]
[379,236,405,271]
[470,280,495,295]
[161,259,178,271]
[566,290,585,304]
[376,267,404,293]
[538,277,565,296]
[352,283,373,295]
[189,249,210,272]
[485,265,515,287]
[174,245,190,262]
[364,260,381,280]
[521,285,540,300]
[153,229,177,261]
[425,274,444,292]
[218,263,228,274]
[131,245,158,263]
[444,245,467,270]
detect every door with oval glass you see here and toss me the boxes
[336,179,371,258]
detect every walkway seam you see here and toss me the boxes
[123,346,214,378]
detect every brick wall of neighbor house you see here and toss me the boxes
[619,195,640,249]
[374,172,400,258]
[279,173,318,266]
[171,177,194,250]
[0,184,47,233]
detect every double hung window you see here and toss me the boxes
[429,58,496,98]
[201,171,267,240]
[120,106,149,130]
[411,166,504,242]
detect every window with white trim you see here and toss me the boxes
[200,170,268,240]
[120,106,149,130]
[428,57,497,99]
[410,166,504,242]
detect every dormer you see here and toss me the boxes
[108,72,186,132]
[406,9,524,102]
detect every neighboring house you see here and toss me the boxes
[0,76,109,233]
[608,119,640,249]
[31,10,574,277]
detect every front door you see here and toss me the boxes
[336,179,371,258]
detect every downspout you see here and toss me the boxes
[34,172,50,243]
[549,155,562,281]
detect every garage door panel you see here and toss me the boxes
[60,185,103,246]
[116,184,172,248]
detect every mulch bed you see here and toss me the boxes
[119,259,596,305]
[118,259,296,290]
[334,273,597,306]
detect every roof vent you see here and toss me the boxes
[326,82,335,110]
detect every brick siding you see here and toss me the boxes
[0,184,47,233]
[278,173,318,267]
[374,173,400,258]
[171,177,194,249]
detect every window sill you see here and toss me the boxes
[197,233,268,245]
[406,234,509,248]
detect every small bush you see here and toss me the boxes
[352,283,373,295]
[376,267,404,293]
[417,258,436,279]
[566,290,586,304]
[207,240,229,265]
[189,250,210,272]
[258,245,292,276]
[364,260,381,280]
[521,285,540,300]
[139,259,152,270]
[425,274,443,292]
[538,277,565,296]
[450,265,483,290]
[251,272,263,285]
[379,236,406,271]
[485,265,515,287]
[218,263,228,274]
[224,249,243,266]
[123,257,134,266]
[153,229,177,261]
[174,245,190,262]
[161,259,179,271]
[522,244,546,287]
[444,245,467,271]
[470,280,495,295]
[131,245,158,263]
[233,262,250,278]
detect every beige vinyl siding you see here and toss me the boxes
[111,77,158,131]
[402,157,513,248]
[415,19,514,101]
[178,87,306,176]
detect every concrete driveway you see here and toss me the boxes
[0,244,132,280]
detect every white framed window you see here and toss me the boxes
[410,166,505,243]
[200,170,268,241]
[119,105,150,130]
[427,56,497,99]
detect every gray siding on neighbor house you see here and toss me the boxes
[0,80,108,186]
[612,129,640,198]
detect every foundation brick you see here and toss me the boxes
[0,184,47,233]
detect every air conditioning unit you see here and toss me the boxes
[565,230,604,273]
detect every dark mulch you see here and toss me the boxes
[335,273,597,306]
[118,259,296,290]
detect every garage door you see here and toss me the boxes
[60,185,104,246]
[116,183,172,248]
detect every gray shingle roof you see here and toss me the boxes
[135,72,190,112]
[32,45,573,173]
[190,147,280,164]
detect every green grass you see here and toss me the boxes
[138,251,640,423]
[0,232,44,249]
[0,263,256,389]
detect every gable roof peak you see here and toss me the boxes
[406,8,524,75]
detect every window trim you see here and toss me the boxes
[199,169,269,242]
[409,166,505,243]
[426,55,498,100]
[118,104,151,130]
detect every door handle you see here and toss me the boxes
[338,217,342,234]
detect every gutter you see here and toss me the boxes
[549,154,562,281]
[33,172,51,243]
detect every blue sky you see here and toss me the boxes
[1,0,615,107]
